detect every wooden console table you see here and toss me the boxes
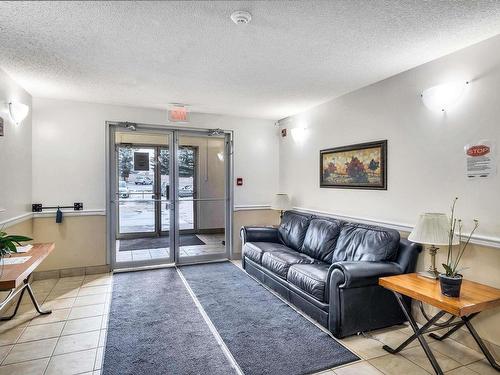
[379,273,500,375]
[0,243,54,320]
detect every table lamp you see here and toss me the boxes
[271,193,291,219]
[408,213,459,279]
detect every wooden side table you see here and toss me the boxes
[379,273,500,375]
[0,243,55,320]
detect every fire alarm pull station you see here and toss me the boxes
[236,178,243,186]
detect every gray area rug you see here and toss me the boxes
[102,267,236,375]
[119,234,205,251]
[179,262,359,375]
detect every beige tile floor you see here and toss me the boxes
[116,233,226,262]
[0,266,497,375]
[0,274,111,375]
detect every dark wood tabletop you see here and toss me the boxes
[379,273,500,317]
[0,243,55,290]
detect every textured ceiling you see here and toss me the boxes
[1,1,500,120]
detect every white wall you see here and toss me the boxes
[32,98,278,210]
[279,34,500,241]
[0,68,32,223]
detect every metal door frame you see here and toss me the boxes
[108,127,175,269]
[174,130,232,265]
[106,122,234,270]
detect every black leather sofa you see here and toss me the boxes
[240,210,421,338]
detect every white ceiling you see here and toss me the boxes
[1,1,500,120]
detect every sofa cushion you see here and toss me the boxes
[243,242,292,265]
[301,218,343,262]
[287,263,330,302]
[332,223,400,262]
[261,249,315,279]
[278,211,312,251]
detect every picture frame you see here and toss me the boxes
[320,140,387,190]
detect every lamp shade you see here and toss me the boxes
[408,213,459,246]
[271,193,291,211]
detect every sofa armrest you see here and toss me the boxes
[240,226,281,244]
[329,261,403,289]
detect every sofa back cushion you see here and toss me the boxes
[301,218,343,262]
[332,223,400,262]
[278,211,312,251]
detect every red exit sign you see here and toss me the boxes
[168,106,189,122]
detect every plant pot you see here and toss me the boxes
[439,274,463,297]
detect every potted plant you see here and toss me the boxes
[0,229,32,276]
[440,198,479,297]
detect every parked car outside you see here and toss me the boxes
[135,176,153,185]
[178,185,193,197]
[119,181,129,198]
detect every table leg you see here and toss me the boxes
[0,277,52,321]
[383,308,445,354]
[26,282,52,316]
[463,315,500,371]
[426,312,499,371]
[428,312,477,341]
[384,292,445,375]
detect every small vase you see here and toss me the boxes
[439,274,463,297]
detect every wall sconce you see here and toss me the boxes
[421,81,469,112]
[217,151,224,161]
[8,101,30,124]
[291,127,308,142]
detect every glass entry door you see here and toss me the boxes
[175,133,229,264]
[109,125,232,269]
[113,131,175,267]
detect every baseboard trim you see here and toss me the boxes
[33,264,111,280]
[293,207,500,249]
[194,228,225,235]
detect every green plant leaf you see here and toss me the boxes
[0,232,30,256]
[5,241,16,253]
[442,263,454,276]
[4,235,32,242]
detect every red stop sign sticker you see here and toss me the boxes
[466,145,490,157]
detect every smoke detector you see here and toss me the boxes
[231,11,252,25]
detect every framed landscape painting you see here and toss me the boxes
[320,140,387,190]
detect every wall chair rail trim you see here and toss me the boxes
[33,209,106,218]
[293,207,500,249]
[0,209,107,228]
[0,212,33,228]
[234,204,271,211]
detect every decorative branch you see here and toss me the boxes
[442,198,479,278]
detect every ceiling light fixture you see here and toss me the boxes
[231,11,252,25]
[421,81,469,112]
[8,101,30,124]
